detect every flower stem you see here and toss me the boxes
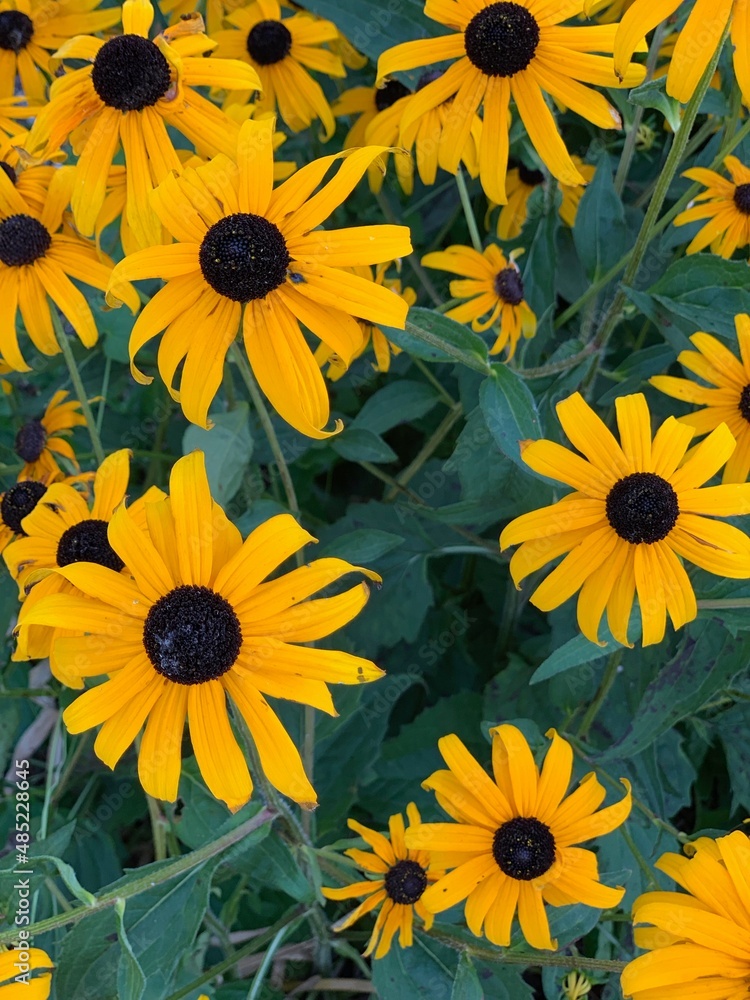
[455,166,483,253]
[229,342,299,517]
[614,20,666,196]
[51,309,105,465]
[576,651,622,740]
[591,23,729,353]
[0,808,275,945]
[384,402,463,500]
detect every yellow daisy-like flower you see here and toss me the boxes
[13,389,86,481]
[0,946,53,998]
[493,156,595,240]
[18,451,384,811]
[621,831,750,999]
[106,117,412,437]
[376,0,645,204]
[0,0,121,102]
[673,156,750,258]
[405,725,631,951]
[0,468,89,556]
[211,0,344,138]
[651,316,750,485]
[500,391,750,647]
[422,243,536,357]
[6,449,138,686]
[322,803,442,959]
[316,263,416,378]
[23,0,261,250]
[614,0,748,105]
[334,81,414,195]
[0,151,138,371]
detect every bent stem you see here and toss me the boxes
[229,342,299,518]
[455,166,483,253]
[51,309,105,466]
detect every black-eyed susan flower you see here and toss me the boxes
[0,470,89,555]
[211,0,344,139]
[376,0,645,204]
[651,316,750,484]
[23,0,261,250]
[13,389,86,481]
[333,81,414,195]
[621,830,750,999]
[6,448,138,686]
[405,725,631,951]
[322,803,441,958]
[106,117,412,437]
[615,0,748,105]
[0,0,121,102]
[493,157,594,240]
[500,392,750,647]
[316,264,416,378]
[673,156,750,258]
[0,945,53,997]
[0,159,139,370]
[422,243,536,357]
[18,451,384,810]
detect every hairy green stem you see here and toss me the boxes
[455,166,483,253]
[576,651,622,740]
[51,310,105,465]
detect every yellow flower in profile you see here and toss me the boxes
[106,118,412,437]
[615,0,748,105]
[651,316,750,484]
[19,452,384,811]
[0,168,138,371]
[405,725,631,951]
[13,390,86,481]
[673,156,750,258]
[0,0,121,102]
[211,0,344,138]
[377,0,645,204]
[493,157,595,240]
[562,971,592,999]
[500,392,750,647]
[621,831,750,999]
[422,243,536,358]
[316,264,416,378]
[0,945,53,997]
[24,0,261,249]
[323,803,442,959]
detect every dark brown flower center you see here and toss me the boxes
[492,817,555,880]
[0,161,17,184]
[384,859,428,904]
[143,584,242,684]
[734,183,750,215]
[464,1,540,77]
[0,214,51,267]
[606,472,679,544]
[739,385,750,422]
[56,519,125,572]
[1,480,46,534]
[246,18,292,65]
[375,78,410,111]
[199,212,290,302]
[92,34,171,112]
[494,266,524,305]
[518,161,544,186]
[15,419,47,463]
[0,10,33,53]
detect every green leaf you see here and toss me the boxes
[182,403,253,505]
[573,153,629,282]
[451,953,483,1000]
[642,257,750,338]
[115,899,146,1000]
[629,77,682,132]
[301,0,445,62]
[717,701,750,815]
[599,621,749,760]
[352,381,440,435]
[383,308,489,371]
[530,630,615,685]
[331,428,398,464]
[479,365,542,471]
[371,935,457,1000]
[319,528,404,564]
